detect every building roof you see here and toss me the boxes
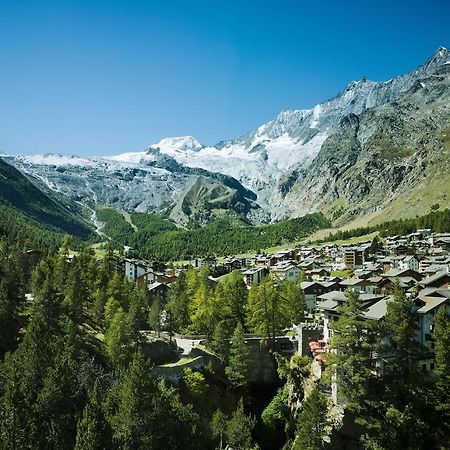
[316,299,338,311]
[364,296,393,320]
[420,270,450,286]
[148,281,169,291]
[318,291,347,302]
[272,263,298,272]
[416,296,448,314]
[340,278,367,286]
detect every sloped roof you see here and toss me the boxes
[421,270,450,286]
[416,296,448,314]
[316,299,338,311]
[318,291,346,302]
[363,296,393,320]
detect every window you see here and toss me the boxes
[431,363,435,370]
[422,364,426,373]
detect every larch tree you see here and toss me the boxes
[247,276,290,348]
[293,388,330,450]
[225,322,251,388]
[330,289,376,413]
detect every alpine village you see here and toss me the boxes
[0,6,449,450]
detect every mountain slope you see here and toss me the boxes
[0,157,94,246]
[4,47,450,229]
[119,46,449,219]
[283,60,450,224]
[4,152,260,226]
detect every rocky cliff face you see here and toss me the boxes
[5,47,450,227]
[282,61,450,224]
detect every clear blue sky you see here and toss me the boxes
[0,0,449,156]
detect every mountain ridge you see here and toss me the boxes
[4,46,450,229]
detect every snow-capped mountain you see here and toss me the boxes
[109,46,450,218]
[5,46,450,227]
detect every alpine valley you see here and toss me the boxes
[3,47,450,230]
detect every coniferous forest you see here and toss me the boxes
[0,233,449,449]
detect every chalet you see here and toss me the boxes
[147,281,170,301]
[254,255,278,268]
[432,236,450,251]
[416,295,450,372]
[317,292,389,343]
[192,257,217,269]
[125,259,150,282]
[300,281,340,309]
[242,267,269,287]
[271,263,300,283]
[399,255,420,272]
[339,278,377,294]
[379,258,393,272]
[275,249,297,261]
[307,268,331,280]
[136,271,157,290]
[419,270,450,289]
[391,243,408,256]
[381,268,423,282]
[298,259,318,271]
[223,257,247,272]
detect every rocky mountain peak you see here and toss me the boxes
[149,136,204,153]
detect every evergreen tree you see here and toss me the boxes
[211,409,227,450]
[225,398,256,450]
[0,244,25,359]
[111,351,200,450]
[247,276,290,348]
[190,276,215,338]
[166,271,190,333]
[381,282,420,377]
[330,289,376,412]
[210,320,230,362]
[225,322,250,388]
[148,293,163,337]
[104,308,134,368]
[219,270,248,334]
[74,381,111,450]
[281,281,306,325]
[293,388,330,450]
[34,321,85,450]
[433,305,450,445]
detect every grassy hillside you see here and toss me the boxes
[0,157,94,249]
[314,208,450,244]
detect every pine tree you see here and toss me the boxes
[210,320,230,362]
[166,271,190,333]
[211,409,227,450]
[74,381,111,450]
[104,308,133,368]
[281,281,306,325]
[247,276,290,348]
[111,351,200,450]
[225,322,250,388]
[330,289,376,411]
[293,388,330,450]
[220,270,248,334]
[190,277,215,338]
[148,293,163,337]
[433,305,450,445]
[225,398,256,450]
[381,281,420,377]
